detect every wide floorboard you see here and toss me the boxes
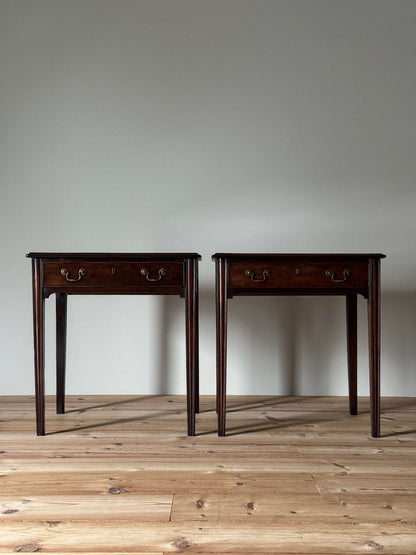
[1,395,415,553]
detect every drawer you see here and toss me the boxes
[228,262,368,289]
[43,261,185,288]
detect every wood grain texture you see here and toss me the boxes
[0,394,415,553]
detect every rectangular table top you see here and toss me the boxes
[212,253,385,261]
[27,252,201,261]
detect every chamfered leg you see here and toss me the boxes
[32,258,45,436]
[185,258,198,436]
[56,292,67,414]
[368,258,381,438]
[216,258,228,436]
[193,259,200,414]
[346,294,358,415]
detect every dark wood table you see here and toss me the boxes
[212,253,386,437]
[27,252,201,436]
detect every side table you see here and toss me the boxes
[27,252,201,436]
[212,253,385,437]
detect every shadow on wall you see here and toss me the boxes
[154,290,416,397]
[226,295,296,395]
[225,295,354,396]
[381,291,416,395]
[152,292,297,396]
[152,290,216,395]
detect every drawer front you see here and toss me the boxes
[43,261,184,288]
[229,262,368,289]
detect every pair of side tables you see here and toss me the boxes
[27,252,385,438]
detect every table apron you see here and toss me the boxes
[43,286,186,298]
[227,287,369,298]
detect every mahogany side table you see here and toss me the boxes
[212,253,386,437]
[27,252,201,436]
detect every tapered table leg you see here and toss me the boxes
[32,259,45,436]
[194,259,200,415]
[56,293,67,414]
[185,258,198,436]
[216,258,228,436]
[346,294,358,415]
[368,258,381,437]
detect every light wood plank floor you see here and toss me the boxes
[0,395,415,554]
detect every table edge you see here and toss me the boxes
[26,252,202,260]
[212,253,386,261]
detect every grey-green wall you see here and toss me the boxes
[1,0,415,396]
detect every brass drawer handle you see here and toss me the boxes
[325,268,351,283]
[245,268,271,282]
[60,268,87,282]
[140,267,167,282]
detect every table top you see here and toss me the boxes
[212,253,386,261]
[27,252,201,261]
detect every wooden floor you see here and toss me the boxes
[0,395,415,554]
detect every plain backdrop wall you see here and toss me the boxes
[1,0,415,398]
